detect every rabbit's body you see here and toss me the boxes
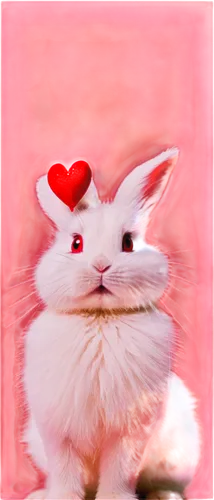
[24,308,171,459]
[24,149,200,499]
[25,309,199,499]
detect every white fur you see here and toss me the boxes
[35,202,168,312]
[24,309,172,453]
[24,148,200,499]
[157,373,200,481]
[36,176,100,231]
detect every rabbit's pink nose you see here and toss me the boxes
[93,256,111,273]
[93,264,111,273]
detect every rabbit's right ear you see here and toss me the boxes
[36,174,100,228]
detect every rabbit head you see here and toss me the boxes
[35,148,178,312]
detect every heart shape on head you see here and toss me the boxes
[48,161,92,211]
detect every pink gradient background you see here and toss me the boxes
[1,2,213,499]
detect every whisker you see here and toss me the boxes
[167,282,193,295]
[169,273,197,286]
[51,283,71,310]
[137,282,191,336]
[169,249,194,255]
[3,302,42,329]
[7,290,38,309]
[160,299,191,338]
[55,252,86,265]
[164,294,193,326]
[128,284,139,307]
[56,252,76,261]
[148,299,181,357]
[4,278,36,291]
[145,277,189,296]
[168,261,195,270]
[125,283,184,340]
[13,276,63,304]
[10,265,35,275]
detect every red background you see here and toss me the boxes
[1,2,213,498]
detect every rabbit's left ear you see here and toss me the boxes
[114,147,179,231]
[36,175,99,229]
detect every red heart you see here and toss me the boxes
[48,161,92,211]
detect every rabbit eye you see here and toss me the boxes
[71,234,83,253]
[122,233,136,252]
[122,231,141,252]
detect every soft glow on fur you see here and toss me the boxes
[24,148,200,500]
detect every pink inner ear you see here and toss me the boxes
[142,160,171,201]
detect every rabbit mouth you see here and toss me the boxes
[91,285,113,295]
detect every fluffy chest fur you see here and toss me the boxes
[24,309,172,451]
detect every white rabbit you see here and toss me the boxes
[24,148,200,500]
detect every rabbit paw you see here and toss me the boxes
[146,492,183,500]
